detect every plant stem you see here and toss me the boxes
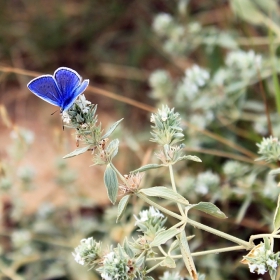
[168,164,185,216]
[136,250,146,263]
[109,162,126,183]
[147,245,245,261]
[158,245,168,256]
[187,218,251,249]
[137,193,183,220]
[191,245,245,256]
[146,261,163,274]
[169,220,185,230]
[250,234,280,243]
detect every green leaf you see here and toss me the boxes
[269,168,280,175]
[177,231,198,280]
[273,194,280,231]
[150,228,180,247]
[63,145,91,159]
[104,164,119,204]
[177,155,202,163]
[130,164,163,173]
[106,139,119,161]
[269,269,277,280]
[123,237,134,258]
[161,256,176,268]
[139,187,189,206]
[135,255,145,267]
[102,119,123,139]
[230,0,264,25]
[116,195,131,222]
[168,239,179,254]
[190,202,227,219]
[144,277,154,280]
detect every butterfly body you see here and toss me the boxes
[27,67,89,111]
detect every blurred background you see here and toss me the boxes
[1,0,280,279]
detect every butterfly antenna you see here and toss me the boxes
[51,110,58,115]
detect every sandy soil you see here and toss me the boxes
[1,89,112,215]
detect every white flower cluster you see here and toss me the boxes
[97,250,135,280]
[223,160,250,178]
[12,230,31,248]
[75,94,91,114]
[152,13,174,35]
[62,111,71,124]
[178,65,210,100]
[225,50,262,71]
[195,170,220,195]
[101,252,123,280]
[149,70,173,99]
[159,271,183,280]
[72,237,100,266]
[134,206,164,226]
[242,243,279,276]
[256,136,280,163]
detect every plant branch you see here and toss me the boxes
[137,193,183,220]
[169,164,185,216]
[187,218,251,249]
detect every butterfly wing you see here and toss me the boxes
[63,79,90,111]
[54,67,89,111]
[27,75,62,107]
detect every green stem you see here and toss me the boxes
[249,234,280,244]
[187,218,251,249]
[147,245,245,261]
[269,28,280,114]
[158,245,167,256]
[110,162,126,183]
[191,245,245,256]
[137,193,183,220]
[136,250,147,263]
[168,164,185,216]
[169,220,185,230]
[146,261,163,274]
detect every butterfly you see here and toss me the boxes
[27,67,89,112]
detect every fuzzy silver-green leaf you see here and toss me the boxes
[139,186,189,205]
[150,228,180,247]
[117,195,131,222]
[190,202,227,219]
[104,164,119,204]
[63,145,91,159]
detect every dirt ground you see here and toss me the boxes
[0,88,113,215]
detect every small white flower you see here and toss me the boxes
[103,252,115,264]
[62,111,71,124]
[160,271,183,280]
[134,206,164,225]
[256,264,267,275]
[225,50,262,71]
[134,210,149,225]
[249,263,257,273]
[149,206,164,218]
[153,13,173,35]
[160,112,168,122]
[12,230,31,248]
[180,65,210,100]
[150,114,155,123]
[267,258,277,270]
[75,94,91,113]
[72,252,85,265]
[101,272,113,280]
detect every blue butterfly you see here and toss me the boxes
[27,67,89,112]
